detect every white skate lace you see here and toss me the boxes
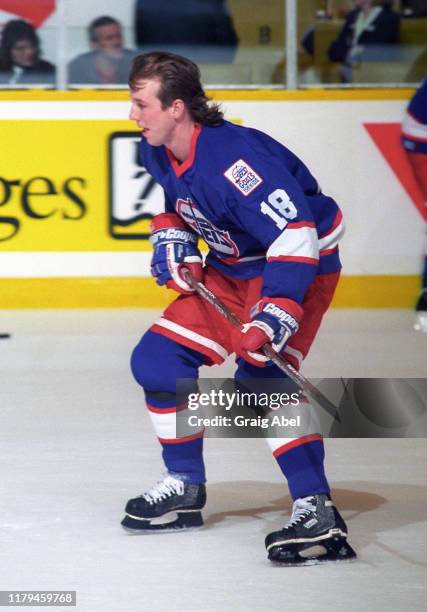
[285,496,317,528]
[142,475,185,504]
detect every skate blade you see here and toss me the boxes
[121,510,204,534]
[268,537,357,566]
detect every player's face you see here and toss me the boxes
[129,79,177,147]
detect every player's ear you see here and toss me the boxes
[170,99,186,119]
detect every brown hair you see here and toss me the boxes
[0,19,40,70]
[89,15,121,42]
[129,51,223,127]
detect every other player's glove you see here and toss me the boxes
[150,213,203,294]
[233,297,303,367]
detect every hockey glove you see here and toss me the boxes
[150,213,203,294]
[233,297,303,367]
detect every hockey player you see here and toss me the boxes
[122,51,356,565]
[402,77,427,332]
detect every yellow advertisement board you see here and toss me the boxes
[0,91,419,308]
[0,121,163,251]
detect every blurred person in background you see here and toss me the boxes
[134,0,238,63]
[401,77,427,332]
[68,16,136,85]
[0,19,55,85]
[328,0,400,82]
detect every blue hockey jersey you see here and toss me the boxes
[408,78,427,125]
[139,120,344,305]
[402,78,427,154]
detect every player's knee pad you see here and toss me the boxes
[131,330,205,396]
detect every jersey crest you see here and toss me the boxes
[224,159,263,196]
[176,198,239,256]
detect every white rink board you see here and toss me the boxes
[0,97,423,278]
[224,99,424,276]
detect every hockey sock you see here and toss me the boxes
[131,331,207,484]
[160,434,206,484]
[146,399,206,484]
[234,361,330,498]
[267,435,330,500]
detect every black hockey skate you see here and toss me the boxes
[121,474,206,533]
[265,494,356,566]
[414,289,427,332]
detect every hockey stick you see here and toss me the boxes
[181,268,340,421]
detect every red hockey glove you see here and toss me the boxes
[233,297,303,367]
[150,213,203,294]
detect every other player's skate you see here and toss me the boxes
[265,494,356,566]
[414,289,427,332]
[121,473,206,533]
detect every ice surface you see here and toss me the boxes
[0,309,426,611]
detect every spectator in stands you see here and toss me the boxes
[0,19,55,85]
[68,16,136,85]
[134,0,238,63]
[401,77,427,332]
[328,0,400,82]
